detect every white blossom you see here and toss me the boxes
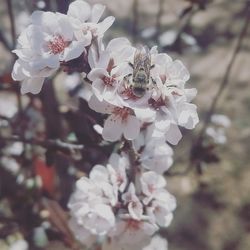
[67,0,114,45]
[122,183,143,220]
[134,131,173,174]
[68,165,116,236]
[88,95,141,141]
[12,11,86,94]
[108,153,129,192]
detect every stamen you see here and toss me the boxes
[48,36,68,55]
[103,76,116,86]
[113,107,131,122]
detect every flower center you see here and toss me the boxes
[103,76,116,87]
[48,36,68,55]
[126,219,140,230]
[113,107,130,122]
[148,97,166,110]
[148,184,155,193]
[121,85,140,100]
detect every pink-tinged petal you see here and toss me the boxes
[88,68,108,81]
[21,77,44,95]
[67,0,91,22]
[98,16,115,34]
[103,115,123,142]
[165,123,182,145]
[123,115,140,140]
[88,95,114,114]
[63,41,86,62]
[91,4,105,23]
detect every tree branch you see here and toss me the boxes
[1,135,84,153]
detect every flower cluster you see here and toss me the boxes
[88,38,199,143]
[68,153,176,249]
[12,0,199,249]
[12,0,114,94]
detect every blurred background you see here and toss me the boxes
[0,0,250,249]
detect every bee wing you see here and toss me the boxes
[134,45,151,75]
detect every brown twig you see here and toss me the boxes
[167,2,250,176]
[1,135,84,152]
[6,0,16,49]
[195,3,250,144]
[155,0,164,43]
[126,140,139,183]
[132,0,139,43]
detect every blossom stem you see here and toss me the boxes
[126,140,139,184]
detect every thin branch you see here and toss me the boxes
[155,0,164,43]
[126,140,138,183]
[6,0,16,48]
[195,2,250,146]
[1,135,84,152]
[0,30,12,52]
[132,0,139,43]
[167,2,250,176]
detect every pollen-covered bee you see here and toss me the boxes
[125,45,154,98]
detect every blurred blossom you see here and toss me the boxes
[36,1,46,9]
[206,114,231,144]
[9,239,29,250]
[211,114,231,128]
[3,142,24,156]
[33,227,49,248]
[206,127,227,144]
[0,93,18,118]
[1,157,20,175]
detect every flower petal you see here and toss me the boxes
[63,41,86,62]
[21,77,44,94]
[165,123,182,145]
[123,115,140,140]
[103,115,123,141]
[98,16,115,35]
[67,0,91,22]
[91,4,105,23]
